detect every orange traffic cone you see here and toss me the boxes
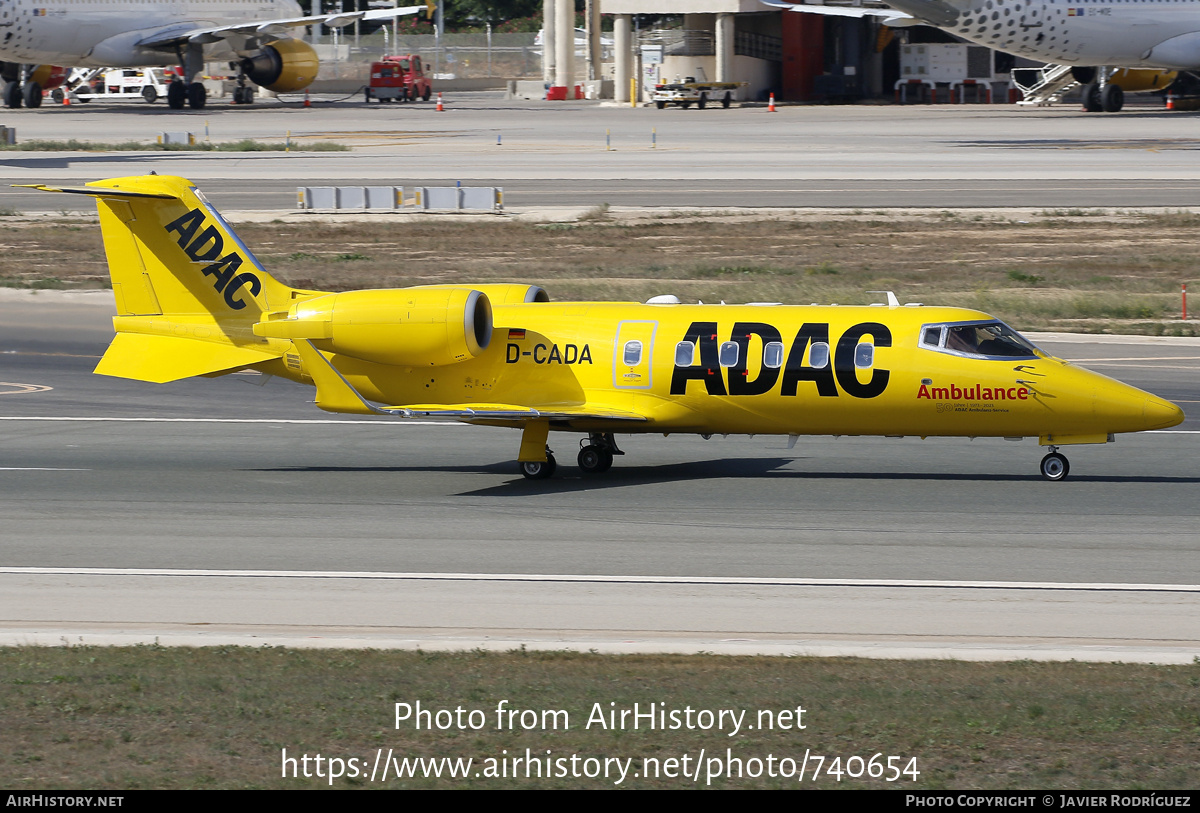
[436,92,444,112]
[767,92,776,112]
[1166,93,1175,111]
[303,89,311,108]
[62,91,70,106]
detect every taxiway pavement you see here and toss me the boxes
[1,293,1197,660]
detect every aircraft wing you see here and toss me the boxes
[381,404,648,423]
[759,0,913,23]
[293,340,647,424]
[136,5,428,49]
[762,0,966,27]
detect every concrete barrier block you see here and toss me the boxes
[337,186,366,209]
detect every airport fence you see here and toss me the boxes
[311,32,563,82]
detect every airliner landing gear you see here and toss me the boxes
[520,451,557,480]
[3,80,21,108]
[186,81,206,109]
[232,82,255,105]
[167,79,186,109]
[21,81,41,108]
[1100,83,1124,112]
[577,433,623,474]
[1039,447,1070,481]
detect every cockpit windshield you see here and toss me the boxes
[919,321,1041,360]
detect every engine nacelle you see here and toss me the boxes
[239,39,319,93]
[442,284,549,305]
[254,287,492,367]
[30,65,69,91]
[1071,66,1177,91]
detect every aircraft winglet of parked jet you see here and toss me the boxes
[763,0,1191,111]
[1,0,429,109]
[17,175,1184,480]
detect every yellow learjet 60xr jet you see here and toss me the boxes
[20,175,1184,481]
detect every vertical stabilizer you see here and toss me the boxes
[17,175,314,382]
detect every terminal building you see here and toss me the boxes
[538,0,1015,104]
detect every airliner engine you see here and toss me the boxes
[238,38,319,92]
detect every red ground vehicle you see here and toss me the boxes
[365,54,432,103]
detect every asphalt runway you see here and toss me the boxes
[1,292,1198,660]
[5,94,1200,211]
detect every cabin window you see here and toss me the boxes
[921,326,943,348]
[855,343,875,369]
[674,341,696,367]
[808,341,830,368]
[719,341,739,367]
[763,341,785,369]
[623,340,642,366]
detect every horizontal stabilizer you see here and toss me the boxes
[95,333,278,383]
[12,183,176,200]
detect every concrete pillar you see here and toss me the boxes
[614,14,632,103]
[542,0,556,83]
[716,13,734,83]
[553,0,573,97]
[586,0,601,81]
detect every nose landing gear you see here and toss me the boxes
[1039,446,1070,481]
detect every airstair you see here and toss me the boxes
[1011,63,1078,106]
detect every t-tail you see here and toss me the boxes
[17,175,315,383]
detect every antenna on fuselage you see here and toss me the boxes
[866,290,900,308]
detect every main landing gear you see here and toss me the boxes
[166,79,207,110]
[577,433,623,474]
[518,433,624,480]
[1039,446,1070,481]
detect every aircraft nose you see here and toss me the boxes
[1143,396,1185,430]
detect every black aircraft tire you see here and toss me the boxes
[520,454,557,480]
[1040,452,1070,481]
[23,81,42,108]
[167,81,186,109]
[186,82,206,110]
[1101,84,1124,113]
[3,81,22,109]
[1081,82,1104,112]
[577,446,614,474]
[698,93,707,109]
[722,92,731,109]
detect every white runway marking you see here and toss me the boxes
[2,567,1196,593]
[0,468,89,471]
[0,382,53,395]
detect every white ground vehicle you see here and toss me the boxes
[60,69,173,104]
[651,79,745,109]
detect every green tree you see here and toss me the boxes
[445,0,544,27]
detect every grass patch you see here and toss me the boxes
[1007,270,1042,285]
[3,214,1197,333]
[2,646,1199,789]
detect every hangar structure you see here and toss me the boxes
[539,0,1009,104]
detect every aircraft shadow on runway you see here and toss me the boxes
[250,458,1200,496]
